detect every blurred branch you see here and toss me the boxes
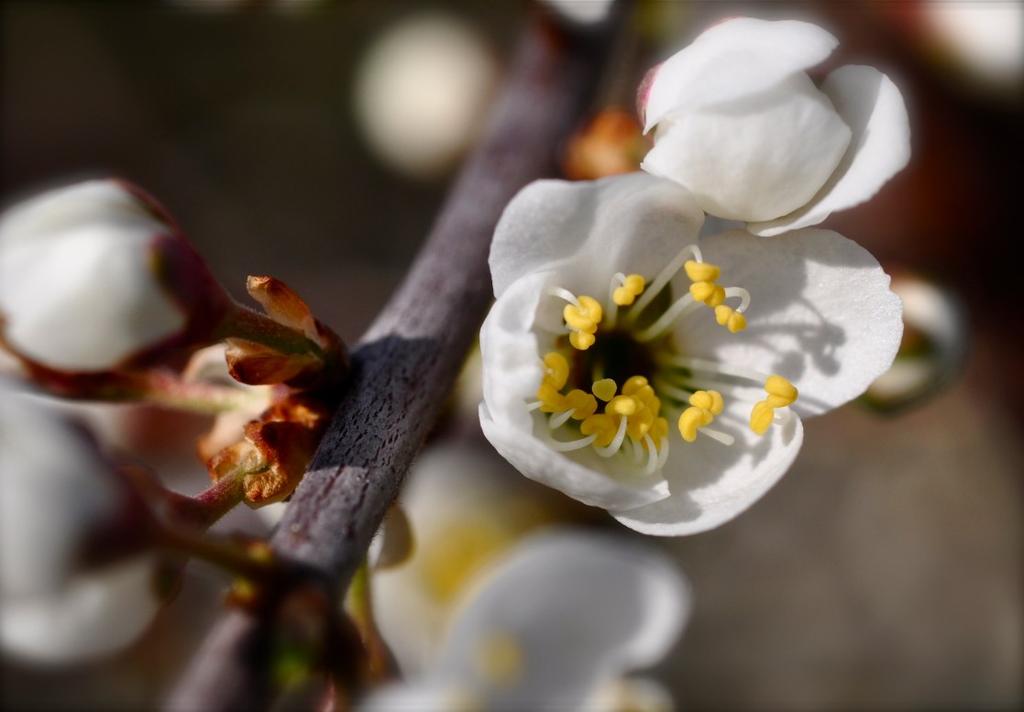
[167,6,628,710]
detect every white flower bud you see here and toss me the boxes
[0,180,226,372]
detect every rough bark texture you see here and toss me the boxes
[167,9,624,711]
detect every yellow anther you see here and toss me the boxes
[612,287,634,306]
[581,413,618,447]
[612,274,646,306]
[684,260,721,283]
[607,395,638,416]
[564,389,598,419]
[714,305,747,333]
[621,375,649,395]
[626,407,655,441]
[688,390,713,411]
[678,406,708,443]
[689,281,717,303]
[542,352,569,390]
[705,285,726,307]
[749,400,775,435]
[632,385,661,415]
[569,331,596,351]
[651,416,669,442]
[592,378,617,402]
[563,295,603,331]
[536,383,567,413]
[708,389,724,415]
[689,389,724,416]
[764,375,798,406]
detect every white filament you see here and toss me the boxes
[548,434,597,452]
[629,243,703,319]
[634,294,699,343]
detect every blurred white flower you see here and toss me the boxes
[361,531,689,711]
[0,380,159,662]
[924,0,1023,89]
[373,445,564,675]
[542,0,614,26]
[480,173,902,535]
[640,17,910,235]
[354,14,498,179]
[0,179,226,372]
[1,557,160,665]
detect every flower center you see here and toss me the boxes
[526,244,798,475]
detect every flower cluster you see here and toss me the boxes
[479,17,909,535]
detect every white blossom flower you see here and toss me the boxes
[373,444,566,676]
[0,380,159,662]
[639,17,910,236]
[360,530,688,711]
[479,173,902,535]
[0,179,226,372]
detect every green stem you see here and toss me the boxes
[216,305,326,359]
[139,370,268,414]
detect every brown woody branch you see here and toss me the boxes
[167,7,626,711]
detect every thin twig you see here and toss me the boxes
[167,7,626,710]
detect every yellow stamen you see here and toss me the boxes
[684,260,721,283]
[563,295,603,331]
[749,400,775,435]
[764,375,798,406]
[542,352,569,389]
[592,378,617,402]
[678,406,708,442]
[612,274,646,306]
[705,285,726,307]
[714,305,748,333]
[569,330,596,351]
[689,281,717,303]
[607,395,638,416]
[536,383,567,413]
[581,413,618,447]
[622,375,649,394]
[564,389,598,419]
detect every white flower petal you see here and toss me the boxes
[489,173,702,298]
[642,72,851,221]
[643,18,838,132]
[676,228,903,416]
[479,271,670,511]
[0,557,159,664]
[613,398,804,536]
[433,531,688,709]
[749,66,911,236]
[481,404,669,512]
[0,180,186,371]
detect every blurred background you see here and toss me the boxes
[1,0,1021,709]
